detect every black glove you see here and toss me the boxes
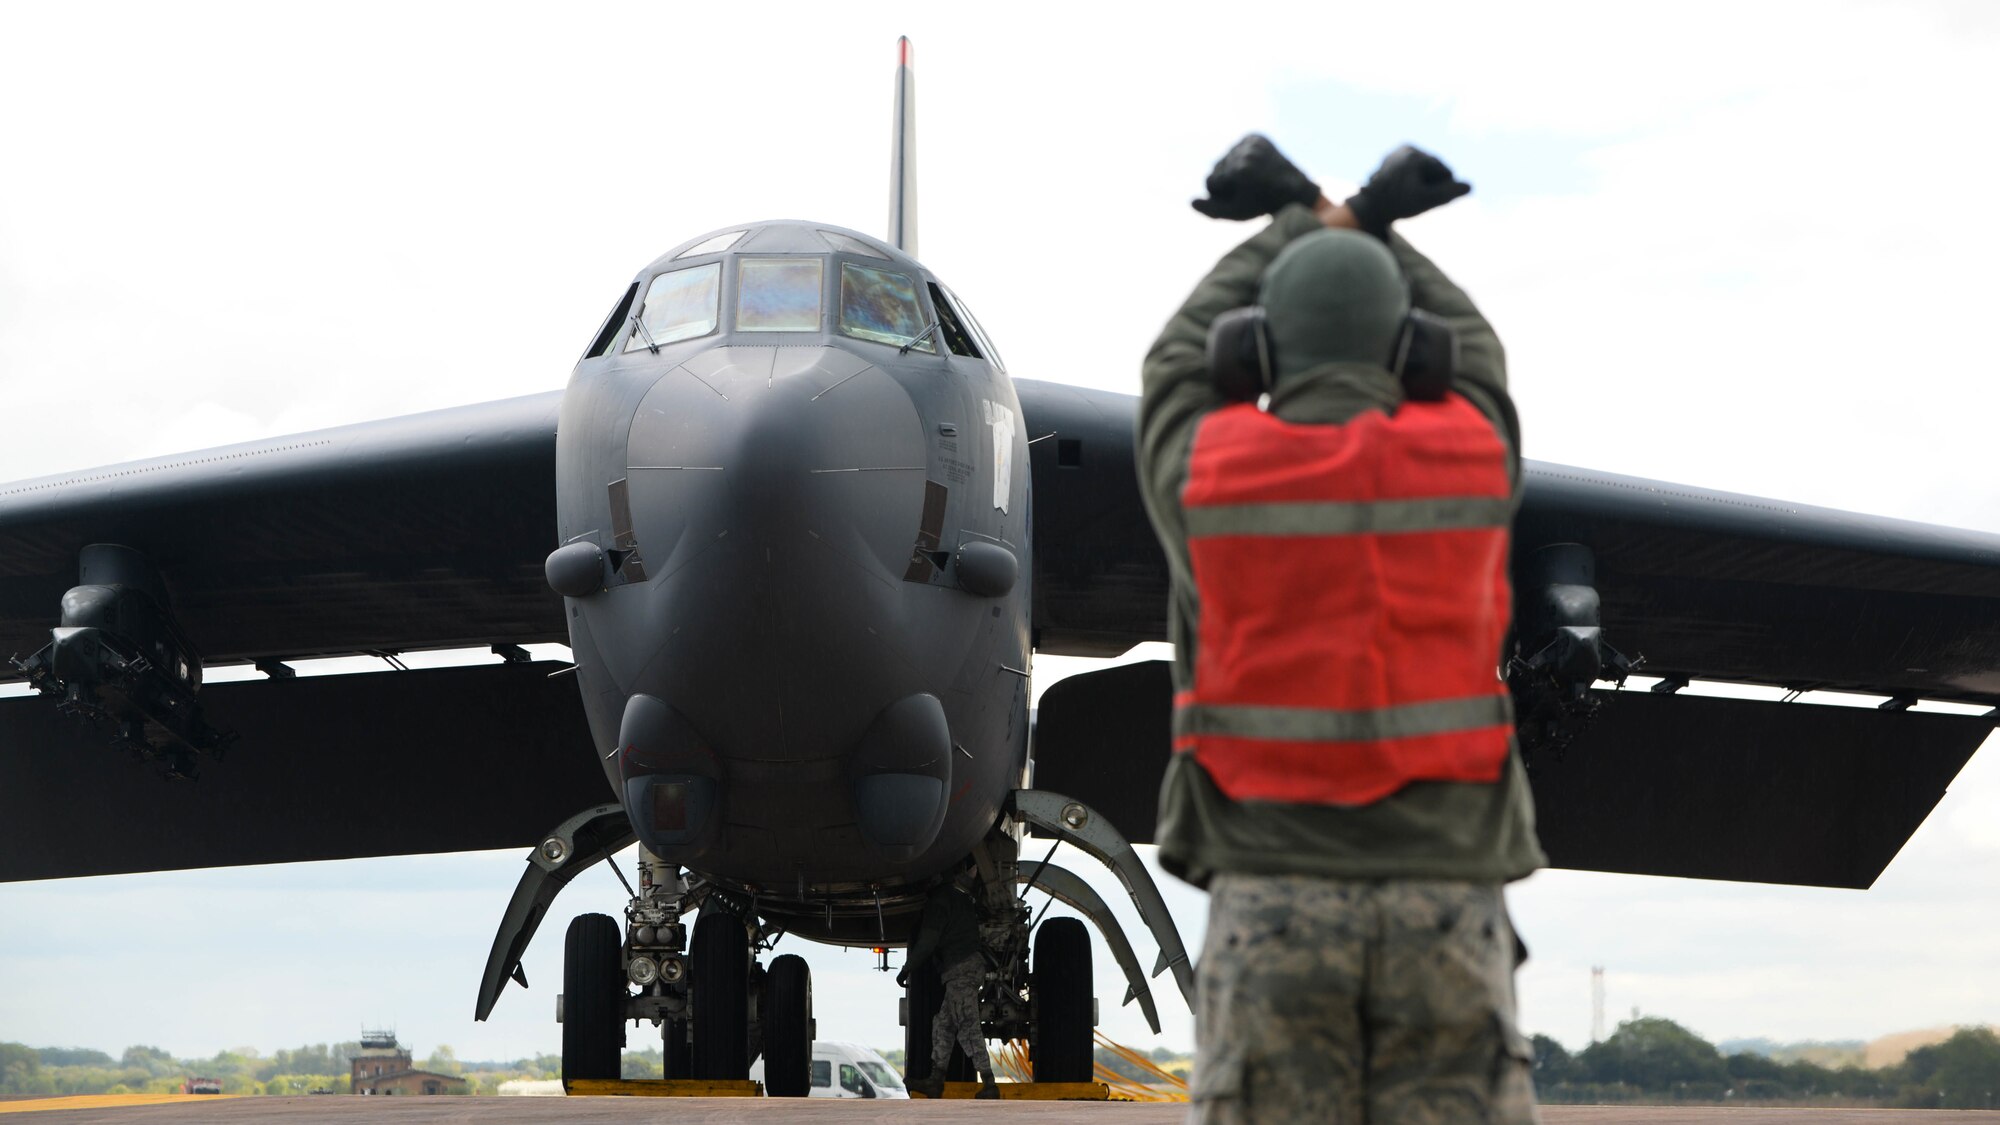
[1192,134,1321,221]
[1344,145,1471,239]
[895,966,911,989]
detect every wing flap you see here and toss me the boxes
[1028,663,1992,888]
[1029,660,1173,844]
[1529,689,1992,888]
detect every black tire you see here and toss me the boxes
[1030,916,1093,1082]
[561,913,626,1081]
[690,909,749,1080]
[662,1018,690,1079]
[902,961,943,1081]
[762,954,813,1097]
[904,961,976,1083]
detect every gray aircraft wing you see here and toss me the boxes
[0,391,568,667]
[0,393,607,882]
[1017,379,2000,888]
[6,380,1995,889]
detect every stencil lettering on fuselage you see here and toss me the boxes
[983,399,1015,513]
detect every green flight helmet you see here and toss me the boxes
[1258,228,1410,383]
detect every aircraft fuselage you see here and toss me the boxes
[553,221,1030,940]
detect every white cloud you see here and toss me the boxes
[2,0,1998,1064]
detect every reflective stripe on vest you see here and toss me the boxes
[1177,395,1514,807]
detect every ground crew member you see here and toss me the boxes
[1138,136,1545,1123]
[897,871,999,1099]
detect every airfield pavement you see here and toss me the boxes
[6,1095,2000,1123]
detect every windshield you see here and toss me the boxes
[859,1061,903,1088]
[840,262,933,352]
[625,263,720,351]
[737,258,823,332]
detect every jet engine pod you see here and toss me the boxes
[954,541,1018,598]
[616,694,722,857]
[11,544,225,778]
[850,692,952,858]
[545,541,607,598]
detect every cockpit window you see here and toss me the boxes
[625,263,720,352]
[737,258,823,332]
[926,283,980,359]
[676,230,744,258]
[839,263,934,353]
[938,282,1003,371]
[586,283,639,358]
[819,230,885,258]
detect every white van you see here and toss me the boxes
[751,1041,909,1099]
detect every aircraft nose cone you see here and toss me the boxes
[615,345,932,760]
[625,345,927,579]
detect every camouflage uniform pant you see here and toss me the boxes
[931,954,993,1077]
[1191,875,1539,1124]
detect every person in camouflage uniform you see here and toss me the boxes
[898,872,998,1099]
[1138,137,1542,1123]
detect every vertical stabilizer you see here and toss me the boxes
[888,36,918,259]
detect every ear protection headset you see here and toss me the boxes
[1206,305,1461,404]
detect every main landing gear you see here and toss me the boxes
[899,790,1194,1088]
[481,789,1190,1092]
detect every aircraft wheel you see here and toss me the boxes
[561,913,626,1081]
[690,909,749,1079]
[1030,917,1093,1082]
[904,961,975,1083]
[762,954,813,1096]
[662,1018,690,1079]
[902,961,942,1082]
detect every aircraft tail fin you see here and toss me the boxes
[888,35,918,259]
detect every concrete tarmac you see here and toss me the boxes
[7,1097,2000,1123]
[0,1095,1172,1122]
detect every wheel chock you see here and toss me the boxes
[562,1078,763,1097]
[923,1080,1111,1100]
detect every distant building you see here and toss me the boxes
[349,1030,467,1096]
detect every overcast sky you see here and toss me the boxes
[3,0,1999,1065]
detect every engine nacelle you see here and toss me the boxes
[1509,542,1635,757]
[12,545,230,778]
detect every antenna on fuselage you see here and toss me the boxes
[888,35,918,259]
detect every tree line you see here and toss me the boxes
[1535,1018,2000,1109]
[9,1021,1996,1104]
[0,1042,565,1097]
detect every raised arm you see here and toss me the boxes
[1388,231,1517,469]
[1136,202,1328,516]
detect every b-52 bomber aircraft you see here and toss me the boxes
[4,38,2000,1093]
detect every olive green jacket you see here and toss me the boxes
[1135,203,1545,889]
[906,882,982,973]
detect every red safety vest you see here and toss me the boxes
[1175,395,1515,806]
